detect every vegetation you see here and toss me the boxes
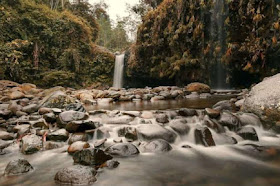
[0,0,114,88]
[128,0,280,87]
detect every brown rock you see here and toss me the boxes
[185,82,210,93]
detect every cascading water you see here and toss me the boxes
[113,54,125,89]
[210,0,229,89]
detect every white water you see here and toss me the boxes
[113,54,125,89]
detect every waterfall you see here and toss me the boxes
[113,54,125,89]
[210,0,229,89]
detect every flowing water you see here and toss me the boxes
[113,54,125,89]
[1,104,280,185]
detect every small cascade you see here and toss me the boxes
[113,54,125,89]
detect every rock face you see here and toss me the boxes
[194,127,216,147]
[237,127,259,141]
[73,148,112,166]
[54,165,97,185]
[185,83,210,93]
[20,134,42,154]
[105,143,139,157]
[4,159,33,176]
[137,124,177,143]
[243,74,280,127]
[140,139,172,153]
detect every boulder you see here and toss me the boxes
[105,143,139,157]
[66,120,100,133]
[137,124,177,143]
[106,115,133,124]
[237,127,259,141]
[40,91,75,109]
[178,108,197,117]
[218,112,241,131]
[22,104,38,114]
[47,129,69,142]
[68,133,88,145]
[155,113,169,123]
[140,139,172,153]
[73,148,112,166]
[9,91,25,100]
[58,111,88,128]
[68,141,90,154]
[4,159,33,176]
[205,108,220,118]
[185,82,210,93]
[169,119,190,135]
[54,165,96,185]
[0,131,14,140]
[236,113,262,127]
[20,134,42,154]
[213,100,236,112]
[243,74,280,127]
[194,127,216,147]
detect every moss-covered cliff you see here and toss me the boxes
[128,0,280,88]
[0,0,114,88]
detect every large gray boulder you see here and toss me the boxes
[4,159,33,176]
[243,74,280,128]
[54,165,96,185]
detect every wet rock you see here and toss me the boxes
[30,119,48,129]
[185,82,210,93]
[40,91,75,109]
[44,141,64,150]
[94,139,107,148]
[73,148,112,166]
[169,119,190,135]
[66,120,100,133]
[9,91,25,100]
[87,127,110,139]
[13,124,30,135]
[54,165,96,185]
[178,108,197,117]
[140,139,172,153]
[122,111,141,117]
[0,131,14,140]
[236,112,262,127]
[213,100,236,112]
[105,160,120,169]
[4,159,33,176]
[186,92,199,99]
[202,117,225,133]
[68,141,90,154]
[218,112,241,131]
[58,111,88,128]
[155,113,169,123]
[16,111,28,117]
[47,129,69,142]
[141,111,154,119]
[65,103,86,112]
[235,99,245,108]
[194,127,216,147]
[0,109,12,119]
[106,115,133,124]
[118,127,138,141]
[0,139,12,152]
[205,108,220,118]
[151,96,165,102]
[105,143,139,157]
[237,127,259,141]
[8,101,22,115]
[20,134,42,154]
[137,124,177,143]
[68,133,88,145]
[22,104,38,114]
[43,112,56,123]
[38,107,52,115]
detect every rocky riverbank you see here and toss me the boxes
[1,77,280,185]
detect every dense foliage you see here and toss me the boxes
[128,0,280,87]
[0,0,114,88]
